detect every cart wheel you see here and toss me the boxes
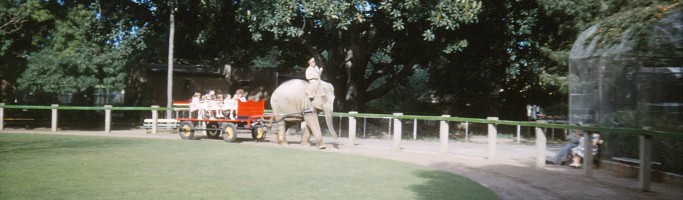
[220,122,238,142]
[251,125,267,142]
[206,122,221,139]
[178,121,195,140]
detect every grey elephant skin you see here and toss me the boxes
[270,79,337,149]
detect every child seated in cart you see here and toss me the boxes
[204,90,218,119]
[222,94,234,119]
[215,94,225,118]
[189,92,203,119]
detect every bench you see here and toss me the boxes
[141,119,178,132]
[612,157,662,179]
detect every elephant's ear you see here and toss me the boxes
[323,82,334,96]
[319,82,334,99]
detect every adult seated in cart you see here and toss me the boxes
[225,89,247,120]
[189,92,203,119]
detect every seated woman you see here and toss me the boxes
[547,129,582,165]
[568,131,601,168]
[226,89,247,120]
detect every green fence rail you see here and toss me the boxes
[1,104,680,139]
[333,112,683,140]
[1,103,680,191]
[0,104,172,111]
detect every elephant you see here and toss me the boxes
[270,79,337,149]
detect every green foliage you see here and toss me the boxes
[237,0,483,111]
[367,68,431,113]
[536,0,683,82]
[580,2,682,51]
[17,4,146,95]
[0,0,51,81]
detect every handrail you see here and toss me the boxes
[0,104,171,111]
[333,112,683,140]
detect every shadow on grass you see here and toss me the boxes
[410,169,498,200]
[0,134,132,155]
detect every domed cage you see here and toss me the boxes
[568,9,682,174]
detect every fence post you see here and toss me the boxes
[363,118,367,139]
[51,104,59,132]
[151,105,159,134]
[487,117,498,160]
[465,121,469,142]
[392,113,403,150]
[338,115,342,135]
[516,125,521,143]
[583,131,594,177]
[639,134,653,191]
[440,115,450,154]
[104,105,112,133]
[535,122,547,168]
[413,119,417,140]
[348,111,358,146]
[0,103,4,131]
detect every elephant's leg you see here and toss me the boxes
[303,114,325,149]
[301,122,311,146]
[277,121,288,146]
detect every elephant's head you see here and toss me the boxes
[311,81,337,139]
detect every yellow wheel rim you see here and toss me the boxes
[180,125,192,137]
[256,127,265,139]
[225,127,234,139]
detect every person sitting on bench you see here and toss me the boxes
[547,129,582,165]
[569,131,601,168]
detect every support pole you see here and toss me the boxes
[639,135,653,191]
[516,125,521,143]
[487,117,498,160]
[152,105,159,134]
[51,104,59,132]
[413,119,417,140]
[104,105,112,133]
[348,111,358,146]
[583,131,594,177]
[440,115,450,154]
[535,123,547,168]
[465,122,469,142]
[0,103,4,131]
[392,113,403,150]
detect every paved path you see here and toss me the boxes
[2,128,682,200]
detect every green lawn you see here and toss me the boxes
[0,133,498,200]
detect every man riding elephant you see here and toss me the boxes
[305,57,322,102]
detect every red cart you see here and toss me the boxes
[175,100,272,142]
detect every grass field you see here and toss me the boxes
[0,133,498,200]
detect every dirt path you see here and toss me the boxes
[2,128,682,200]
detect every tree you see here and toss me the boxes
[237,0,482,112]
[0,0,52,102]
[423,0,568,119]
[16,4,146,103]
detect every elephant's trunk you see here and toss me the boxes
[324,111,338,139]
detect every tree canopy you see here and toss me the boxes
[237,0,482,112]
[1,0,679,118]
